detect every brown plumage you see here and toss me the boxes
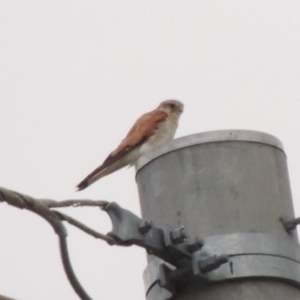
[76,100,184,191]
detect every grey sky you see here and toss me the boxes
[0,1,300,299]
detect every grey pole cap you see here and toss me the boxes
[136,130,284,173]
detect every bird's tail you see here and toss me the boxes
[76,168,108,191]
[76,159,129,191]
[76,179,90,191]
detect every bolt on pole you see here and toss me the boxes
[135,130,300,300]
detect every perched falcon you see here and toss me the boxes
[76,99,184,191]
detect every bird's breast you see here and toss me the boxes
[139,116,178,155]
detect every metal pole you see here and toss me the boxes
[135,130,300,300]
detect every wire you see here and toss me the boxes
[53,210,116,244]
[0,294,17,300]
[59,234,93,300]
[42,199,109,209]
[0,186,116,300]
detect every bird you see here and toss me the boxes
[76,99,184,191]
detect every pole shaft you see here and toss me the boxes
[136,130,300,300]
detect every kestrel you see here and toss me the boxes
[76,99,184,191]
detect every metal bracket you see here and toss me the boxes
[104,202,229,299]
[157,253,228,296]
[104,202,196,267]
[280,216,300,232]
[144,232,300,300]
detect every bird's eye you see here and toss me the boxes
[170,103,175,109]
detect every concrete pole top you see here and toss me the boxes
[135,130,284,174]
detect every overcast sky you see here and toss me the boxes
[0,1,300,299]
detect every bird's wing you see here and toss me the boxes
[76,109,167,190]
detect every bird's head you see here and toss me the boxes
[158,99,184,115]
